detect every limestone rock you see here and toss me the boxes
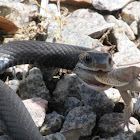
[122,1,140,25]
[92,0,133,11]
[0,0,37,27]
[65,9,114,38]
[104,88,121,103]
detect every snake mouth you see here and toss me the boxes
[74,67,112,91]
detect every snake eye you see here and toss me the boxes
[84,54,92,63]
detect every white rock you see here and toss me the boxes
[122,1,140,25]
[92,0,133,11]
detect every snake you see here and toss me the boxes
[0,40,114,140]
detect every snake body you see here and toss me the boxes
[0,41,90,140]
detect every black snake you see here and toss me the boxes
[0,40,113,140]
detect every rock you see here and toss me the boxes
[5,79,20,92]
[130,21,138,35]
[104,88,121,103]
[52,74,81,103]
[40,111,64,135]
[0,0,37,27]
[65,9,114,38]
[80,85,114,117]
[106,15,135,42]
[23,97,48,127]
[98,113,139,138]
[56,28,98,48]
[63,97,83,116]
[61,128,81,140]
[106,15,140,65]
[61,106,96,137]
[19,67,50,100]
[122,1,140,25]
[92,0,133,11]
[95,132,134,140]
[44,132,66,140]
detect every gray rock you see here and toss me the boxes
[52,74,81,103]
[0,0,37,27]
[122,1,140,25]
[98,113,139,138]
[44,132,66,140]
[64,97,83,116]
[19,67,50,100]
[61,128,81,140]
[96,132,134,140]
[92,0,133,11]
[57,28,98,48]
[106,15,140,65]
[65,9,114,38]
[61,106,96,137]
[106,15,135,41]
[46,23,98,48]
[80,85,114,117]
[5,79,20,92]
[40,111,64,135]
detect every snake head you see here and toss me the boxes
[74,50,114,91]
[77,50,114,72]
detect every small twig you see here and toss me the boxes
[92,28,112,48]
[31,0,60,42]
[57,0,64,42]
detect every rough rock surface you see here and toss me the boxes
[80,85,114,117]
[23,98,48,127]
[0,0,37,27]
[63,97,83,115]
[52,74,81,102]
[19,67,50,100]
[98,113,139,138]
[104,88,121,103]
[44,132,66,140]
[65,9,114,38]
[61,106,96,137]
[40,111,64,135]
[122,1,140,25]
[106,15,140,65]
[92,0,133,11]
[96,132,134,140]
